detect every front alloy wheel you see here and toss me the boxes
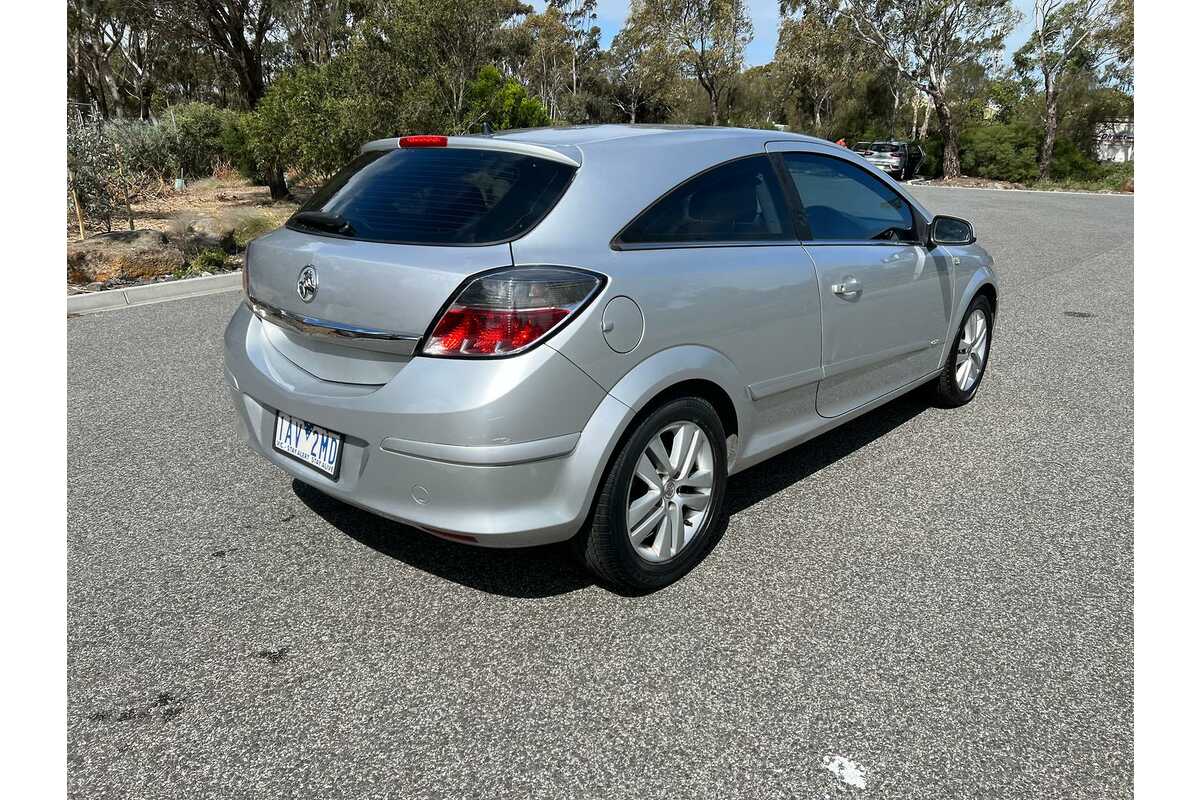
[931,294,993,407]
[955,308,989,392]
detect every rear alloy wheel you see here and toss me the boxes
[626,421,715,563]
[931,294,993,407]
[577,397,728,591]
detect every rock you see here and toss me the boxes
[183,215,238,253]
[1121,176,1134,193]
[67,230,185,284]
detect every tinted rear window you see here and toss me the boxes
[870,143,901,153]
[292,148,576,245]
[617,155,792,245]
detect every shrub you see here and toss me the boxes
[106,119,176,180]
[67,115,171,233]
[175,248,230,279]
[959,122,1040,184]
[245,65,363,186]
[232,212,277,248]
[218,112,262,184]
[1048,137,1103,182]
[68,114,118,234]
[166,102,237,179]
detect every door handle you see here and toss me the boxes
[832,277,862,297]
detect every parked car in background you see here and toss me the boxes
[854,140,925,180]
[224,126,996,590]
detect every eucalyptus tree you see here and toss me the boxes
[774,10,866,137]
[550,0,602,103]
[635,0,753,126]
[1016,0,1131,179]
[788,0,1020,177]
[606,3,679,124]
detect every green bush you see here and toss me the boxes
[106,119,176,180]
[68,115,172,233]
[1048,137,1103,182]
[465,66,552,131]
[245,64,364,185]
[218,112,261,183]
[175,248,229,279]
[233,213,277,248]
[959,122,1040,184]
[167,102,237,179]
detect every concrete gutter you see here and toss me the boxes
[68,271,242,316]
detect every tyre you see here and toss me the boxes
[576,397,729,592]
[930,294,993,407]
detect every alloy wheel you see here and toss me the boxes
[625,421,715,563]
[955,308,989,392]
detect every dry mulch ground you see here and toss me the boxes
[67,176,302,294]
[67,176,298,244]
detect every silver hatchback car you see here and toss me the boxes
[224,125,996,590]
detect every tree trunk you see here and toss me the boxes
[934,98,961,178]
[708,90,719,126]
[919,103,931,140]
[265,165,289,201]
[1039,85,1059,181]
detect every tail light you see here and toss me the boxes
[422,267,603,357]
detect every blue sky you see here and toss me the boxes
[533,0,1038,67]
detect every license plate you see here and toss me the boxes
[273,412,343,479]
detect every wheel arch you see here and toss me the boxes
[606,345,747,442]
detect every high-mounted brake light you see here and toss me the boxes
[422,267,603,357]
[398,135,448,148]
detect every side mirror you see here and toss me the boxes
[929,215,975,246]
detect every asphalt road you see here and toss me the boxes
[68,186,1134,799]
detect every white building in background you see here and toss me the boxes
[1095,119,1134,163]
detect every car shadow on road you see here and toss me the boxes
[724,391,931,516]
[295,391,932,598]
[294,480,590,599]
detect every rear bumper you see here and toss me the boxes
[223,302,626,547]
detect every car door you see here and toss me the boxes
[599,154,823,444]
[771,147,953,418]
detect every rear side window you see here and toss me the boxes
[617,155,792,245]
[781,153,916,242]
[292,148,576,245]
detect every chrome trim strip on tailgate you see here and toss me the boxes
[247,297,421,356]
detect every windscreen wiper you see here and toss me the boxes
[293,210,355,236]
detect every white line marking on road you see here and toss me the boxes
[822,754,867,789]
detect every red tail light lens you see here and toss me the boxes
[398,135,448,148]
[422,267,603,357]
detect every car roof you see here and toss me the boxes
[488,124,829,150]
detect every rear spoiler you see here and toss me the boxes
[360,135,581,168]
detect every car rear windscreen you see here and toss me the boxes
[870,143,901,153]
[291,147,576,245]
